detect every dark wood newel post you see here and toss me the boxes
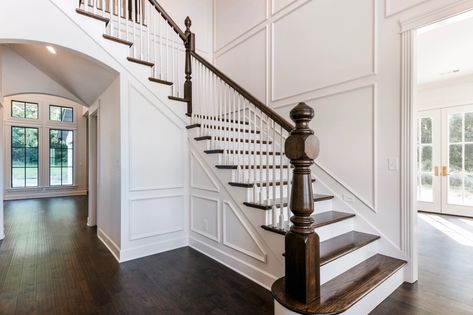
[284,102,320,303]
[184,16,195,116]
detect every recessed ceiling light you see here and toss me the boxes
[46,46,56,55]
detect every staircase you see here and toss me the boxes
[76,1,407,314]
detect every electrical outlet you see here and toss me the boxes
[343,193,354,202]
[388,158,399,171]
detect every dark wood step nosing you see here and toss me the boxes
[103,34,133,46]
[192,115,249,125]
[127,57,154,67]
[205,150,282,156]
[244,194,334,210]
[169,96,190,103]
[149,77,174,86]
[261,211,355,236]
[76,8,110,23]
[230,178,315,188]
[216,165,290,170]
[193,137,272,144]
[194,136,212,141]
[186,124,201,130]
[272,254,406,315]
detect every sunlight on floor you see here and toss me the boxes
[419,213,473,247]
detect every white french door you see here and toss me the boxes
[417,105,473,217]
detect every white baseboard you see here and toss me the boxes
[119,237,188,262]
[4,189,88,201]
[97,228,121,263]
[189,237,277,290]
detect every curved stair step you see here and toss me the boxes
[272,254,406,315]
[244,194,334,210]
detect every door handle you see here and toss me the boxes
[442,166,448,177]
[434,166,439,177]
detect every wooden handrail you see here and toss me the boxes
[190,51,295,132]
[147,0,187,42]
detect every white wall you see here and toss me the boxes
[2,94,88,200]
[0,47,84,104]
[212,0,465,249]
[417,76,473,111]
[89,78,122,259]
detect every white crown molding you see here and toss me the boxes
[400,0,473,32]
[222,201,267,263]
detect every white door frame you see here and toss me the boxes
[87,109,99,227]
[400,0,473,283]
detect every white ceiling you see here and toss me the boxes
[8,43,118,105]
[417,10,473,86]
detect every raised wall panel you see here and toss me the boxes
[191,152,220,192]
[272,0,298,14]
[216,29,267,102]
[191,195,220,242]
[386,0,428,16]
[215,0,267,50]
[272,0,375,101]
[223,202,267,262]
[129,87,185,191]
[129,195,184,240]
[277,86,376,207]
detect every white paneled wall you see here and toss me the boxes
[213,0,465,250]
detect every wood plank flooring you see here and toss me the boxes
[1,197,472,314]
[0,197,272,315]
[371,213,473,314]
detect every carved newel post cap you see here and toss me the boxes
[285,102,319,161]
[185,16,192,31]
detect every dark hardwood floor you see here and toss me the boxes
[1,197,472,314]
[371,213,473,315]
[0,196,273,315]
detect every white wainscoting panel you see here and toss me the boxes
[272,0,375,101]
[223,201,267,263]
[191,195,220,242]
[191,151,220,192]
[272,0,298,15]
[386,0,428,16]
[215,0,267,50]
[128,87,185,191]
[216,29,267,102]
[129,195,185,240]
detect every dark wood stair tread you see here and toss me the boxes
[127,57,154,67]
[272,254,406,315]
[204,149,282,155]
[186,123,260,134]
[103,34,133,46]
[149,77,173,86]
[230,178,315,188]
[244,194,334,210]
[76,9,110,23]
[169,96,189,102]
[261,211,355,236]
[194,136,271,144]
[192,115,249,125]
[216,165,290,170]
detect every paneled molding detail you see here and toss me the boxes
[272,0,298,15]
[276,84,378,211]
[191,150,220,192]
[270,0,377,102]
[191,195,220,242]
[222,201,268,263]
[129,195,185,241]
[386,0,428,17]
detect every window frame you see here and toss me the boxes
[11,126,40,188]
[49,128,75,187]
[11,100,39,120]
[49,105,74,123]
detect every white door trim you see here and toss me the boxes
[400,1,473,283]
